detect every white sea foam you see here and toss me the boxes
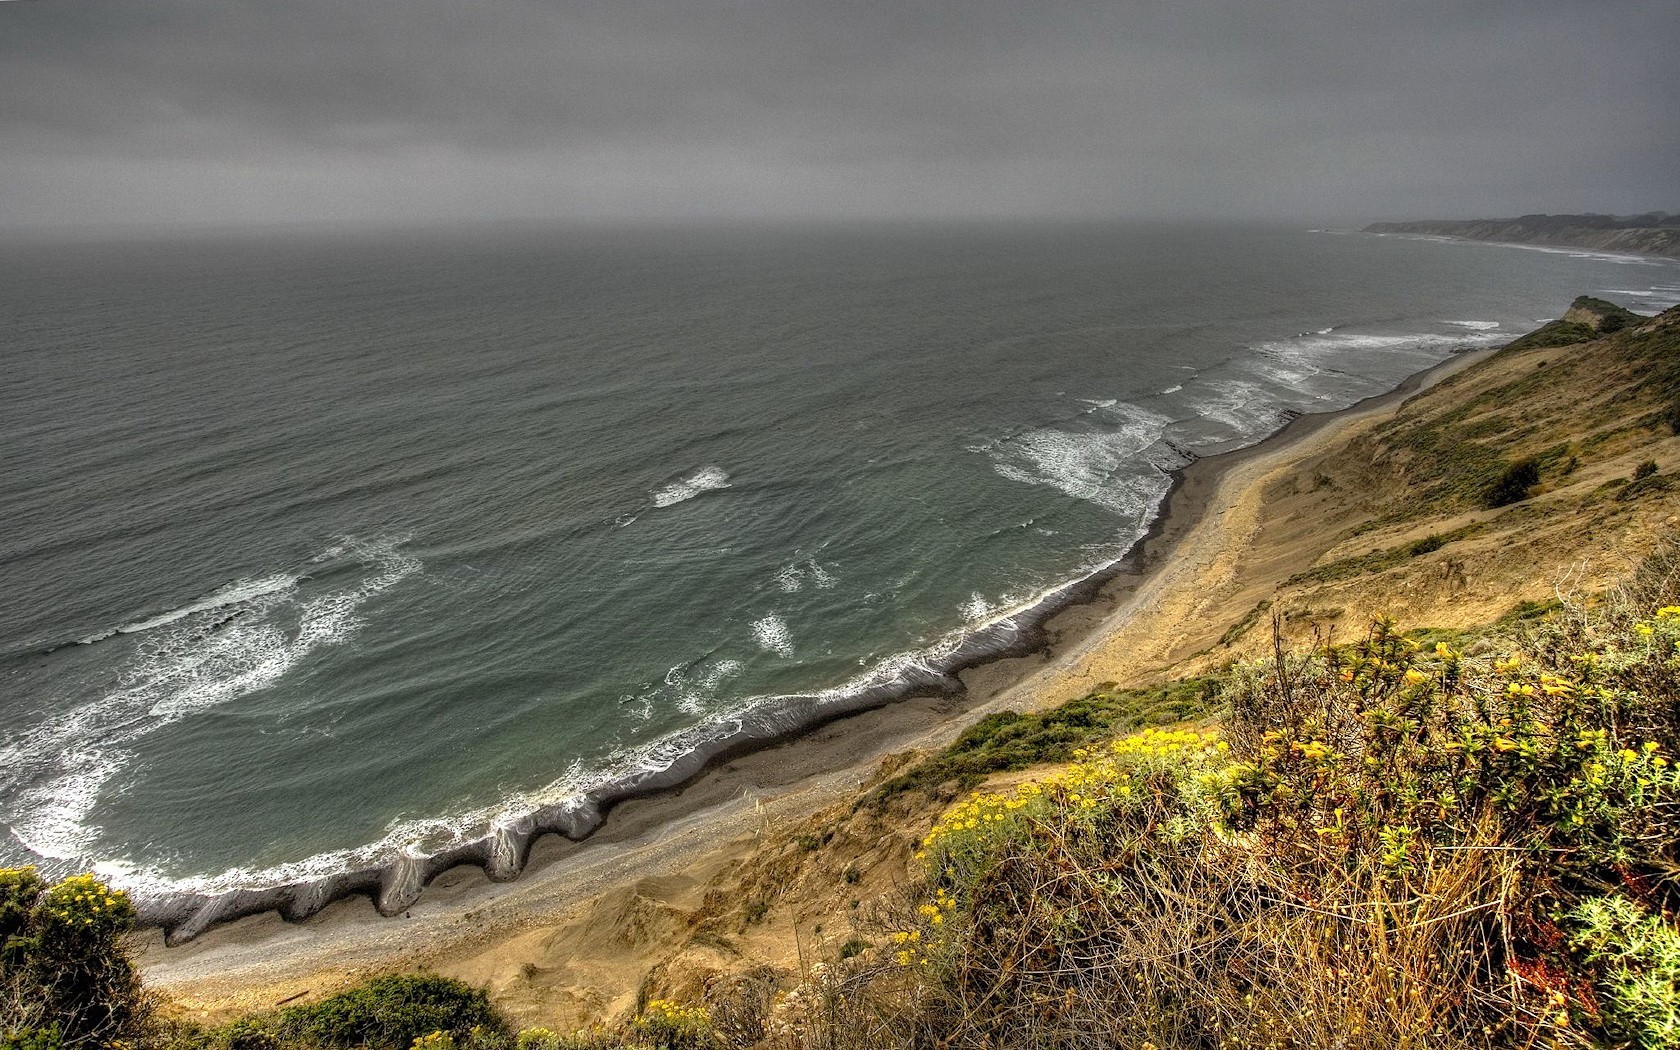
[751,614,794,657]
[77,574,303,644]
[1252,328,1500,363]
[647,657,747,716]
[961,592,1000,621]
[1444,320,1501,330]
[652,466,731,508]
[1602,288,1680,310]
[1376,233,1667,267]
[0,537,419,865]
[981,404,1181,516]
[773,556,837,593]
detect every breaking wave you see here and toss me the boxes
[0,537,419,864]
[652,466,731,508]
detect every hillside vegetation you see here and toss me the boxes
[8,300,1680,1049]
[1202,298,1680,660]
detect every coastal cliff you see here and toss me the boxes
[1365,212,1680,258]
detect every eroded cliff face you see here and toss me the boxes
[1365,215,1680,258]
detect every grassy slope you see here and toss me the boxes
[1206,300,1680,654]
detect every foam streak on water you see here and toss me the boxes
[0,538,417,862]
[652,466,731,508]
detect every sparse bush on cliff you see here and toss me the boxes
[1484,457,1539,507]
[0,870,145,1049]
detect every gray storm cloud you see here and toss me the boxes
[1,0,1675,229]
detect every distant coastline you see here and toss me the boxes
[1365,213,1680,259]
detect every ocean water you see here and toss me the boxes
[2,222,1676,904]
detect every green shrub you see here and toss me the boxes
[1408,534,1446,556]
[0,871,143,1048]
[1568,895,1680,1046]
[1635,460,1660,481]
[1484,458,1539,507]
[631,1000,714,1050]
[278,974,500,1050]
[865,679,1219,805]
[218,1016,281,1050]
[0,1028,61,1050]
[0,869,46,950]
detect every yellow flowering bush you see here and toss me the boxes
[513,1028,560,1050]
[878,587,1680,1049]
[0,868,142,1047]
[919,726,1232,870]
[631,999,714,1050]
[903,725,1237,983]
[34,873,136,943]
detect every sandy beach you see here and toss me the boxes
[139,343,1500,1022]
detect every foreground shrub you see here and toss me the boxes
[277,974,501,1050]
[807,563,1680,1049]
[1568,895,1680,1046]
[631,1000,714,1050]
[0,870,143,1048]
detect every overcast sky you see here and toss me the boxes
[2,0,1676,230]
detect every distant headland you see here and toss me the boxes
[1365,212,1680,258]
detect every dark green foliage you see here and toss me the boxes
[1634,460,1659,481]
[865,679,1220,806]
[0,870,45,954]
[1407,534,1446,556]
[1504,320,1598,350]
[1498,598,1563,624]
[795,830,833,852]
[1484,458,1539,508]
[1618,472,1671,502]
[277,974,500,1050]
[0,872,143,1049]
[219,1018,282,1050]
[0,1028,61,1050]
